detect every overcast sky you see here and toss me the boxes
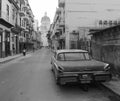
[29,0,58,25]
[28,0,120,25]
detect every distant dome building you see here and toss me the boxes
[41,13,50,24]
[40,12,51,46]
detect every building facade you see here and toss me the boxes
[0,0,35,58]
[0,0,15,57]
[90,25,120,75]
[51,0,120,50]
[33,19,41,49]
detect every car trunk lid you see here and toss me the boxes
[57,60,107,72]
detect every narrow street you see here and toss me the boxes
[0,48,118,101]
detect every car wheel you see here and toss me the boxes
[56,77,60,85]
[51,64,54,72]
[56,77,65,86]
[51,66,53,72]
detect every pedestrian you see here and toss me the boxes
[13,47,15,54]
[23,48,26,56]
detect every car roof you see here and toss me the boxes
[56,49,88,54]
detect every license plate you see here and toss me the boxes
[82,74,88,78]
[81,80,90,84]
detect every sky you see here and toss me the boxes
[28,0,120,26]
[29,0,58,25]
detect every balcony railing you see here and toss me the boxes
[22,5,28,11]
[19,11,25,17]
[23,16,29,22]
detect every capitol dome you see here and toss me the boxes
[41,12,50,23]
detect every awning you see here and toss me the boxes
[0,18,13,28]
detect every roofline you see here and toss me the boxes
[89,25,120,35]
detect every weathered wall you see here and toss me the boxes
[91,26,120,75]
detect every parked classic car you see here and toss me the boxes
[51,49,112,86]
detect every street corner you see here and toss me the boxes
[102,77,120,98]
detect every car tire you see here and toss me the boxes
[51,66,53,72]
[56,77,65,86]
[51,64,54,72]
[56,77,60,85]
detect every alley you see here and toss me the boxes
[0,48,118,101]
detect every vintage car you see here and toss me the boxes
[51,49,112,86]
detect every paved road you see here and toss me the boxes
[0,48,118,101]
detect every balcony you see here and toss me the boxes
[26,9,30,15]
[19,11,25,17]
[56,8,61,15]
[0,11,13,28]
[24,29,29,33]
[11,24,22,34]
[20,0,25,5]
[22,5,28,11]
[56,25,62,31]
[23,16,29,22]
[59,20,65,27]
[58,0,65,7]
[31,18,34,22]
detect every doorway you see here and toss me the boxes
[5,30,10,57]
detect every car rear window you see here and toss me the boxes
[57,52,91,61]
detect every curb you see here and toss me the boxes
[0,51,33,64]
[0,55,22,64]
[102,83,120,100]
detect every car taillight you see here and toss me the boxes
[104,64,111,71]
[58,66,64,73]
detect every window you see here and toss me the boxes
[99,20,102,25]
[0,0,1,17]
[114,21,117,25]
[104,20,107,25]
[109,20,112,26]
[12,8,15,20]
[7,5,9,16]
[58,52,91,61]
[22,20,24,26]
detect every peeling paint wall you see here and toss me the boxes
[91,26,120,75]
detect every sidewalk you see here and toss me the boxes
[0,50,35,64]
[102,76,120,97]
[0,54,22,63]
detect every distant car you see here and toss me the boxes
[51,49,112,86]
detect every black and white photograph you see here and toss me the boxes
[0,0,120,101]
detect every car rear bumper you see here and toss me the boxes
[58,72,112,84]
